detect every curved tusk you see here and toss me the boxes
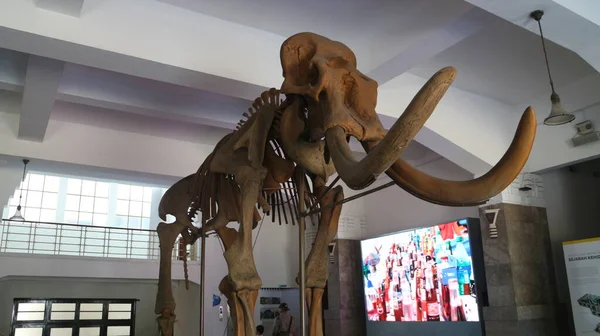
[326,66,456,190]
[364,107,537,206]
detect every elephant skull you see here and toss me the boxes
[279,32,537,206]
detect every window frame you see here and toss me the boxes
[4,173,160,231]
[10,298,138,336]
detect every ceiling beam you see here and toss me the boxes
[18,55,64,142]
[55,64,250,129]
[0,48,27,92]
[367,8,499,85]
[35,0,85,18]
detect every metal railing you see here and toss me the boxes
[0,219,199,261]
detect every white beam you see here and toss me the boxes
[0,0,280,101]
[55,64,248,129]
[35,0,84,17]
[0,48,26,92]
[368,8,499,85]
[18,55,64,142]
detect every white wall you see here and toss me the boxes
[541,164,600,305]
[0,239,231,335]
[0,277,229,336]
[0,277,177,336]
[364,157,478,238]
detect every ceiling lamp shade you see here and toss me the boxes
[544,92,576,126]
[530,10,576,126]
[9,159,29,221]
[9,207,25,221]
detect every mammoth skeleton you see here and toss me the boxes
[155,32,536,336]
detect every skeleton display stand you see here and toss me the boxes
[154,32,537,336]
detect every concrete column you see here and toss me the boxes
[479,173,562,335]
[323,239,366,336]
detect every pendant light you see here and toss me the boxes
[530,10,575,126]
[9,159,30,221]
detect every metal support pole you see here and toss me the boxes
[200,225,207,336]
[296,169,307,336]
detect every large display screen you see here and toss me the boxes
[361,220,480,322]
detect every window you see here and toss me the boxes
[10,298,137,336]
[3,173,162,231]
[115,184,152,229]
[7,174,60,223]
[64,179,109,226]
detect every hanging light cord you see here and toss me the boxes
[17,159,29,209]
[535,18,556,93]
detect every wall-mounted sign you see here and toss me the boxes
[563,237,600,335]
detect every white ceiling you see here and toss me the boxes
[409,19,595,105]
[159,0,595,106]
[159,0,474,73]
[0,0,599,175]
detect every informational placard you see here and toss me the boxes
[338,215,367,240]
[563,237,600,335]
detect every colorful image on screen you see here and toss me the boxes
[360,221,480,322]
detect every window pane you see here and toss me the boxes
[40,209,57,222]
[8,206,17,217]
[107,326,129,336]
[79,327,100,336]
[41,192,58,209]
[108,303,132,311]
[95,182,109,197]
[108,311,131,319]
[81,180,95,196]
[80,303,103,311]
[16,312,45,321]
[117,185,130,199]
[64,211,79,224]
[51,311,75,320]
[128,217,141,229]
[115,216,128,228]
[94,198,109,214]
[9,193,19,206]
[143,187,153,202]
[79,213,93,225]
[26,191,43,208]
[142,202,151,218]
[50,328,72,336]
[24,208,41,221]
[80,197,94,213]
[67,179,82,194]
[116,200,129,216]
[18,303,45,312]
[141,218,150,230]
[43,176,60,192]
[93,214,107,226]
[15,328,43,336]
[65,195,80,211]
[129,201,142,217]
[28,174,45,191]
[79,311,102,320]
[130,186,143,201]
[51,303,76,311]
